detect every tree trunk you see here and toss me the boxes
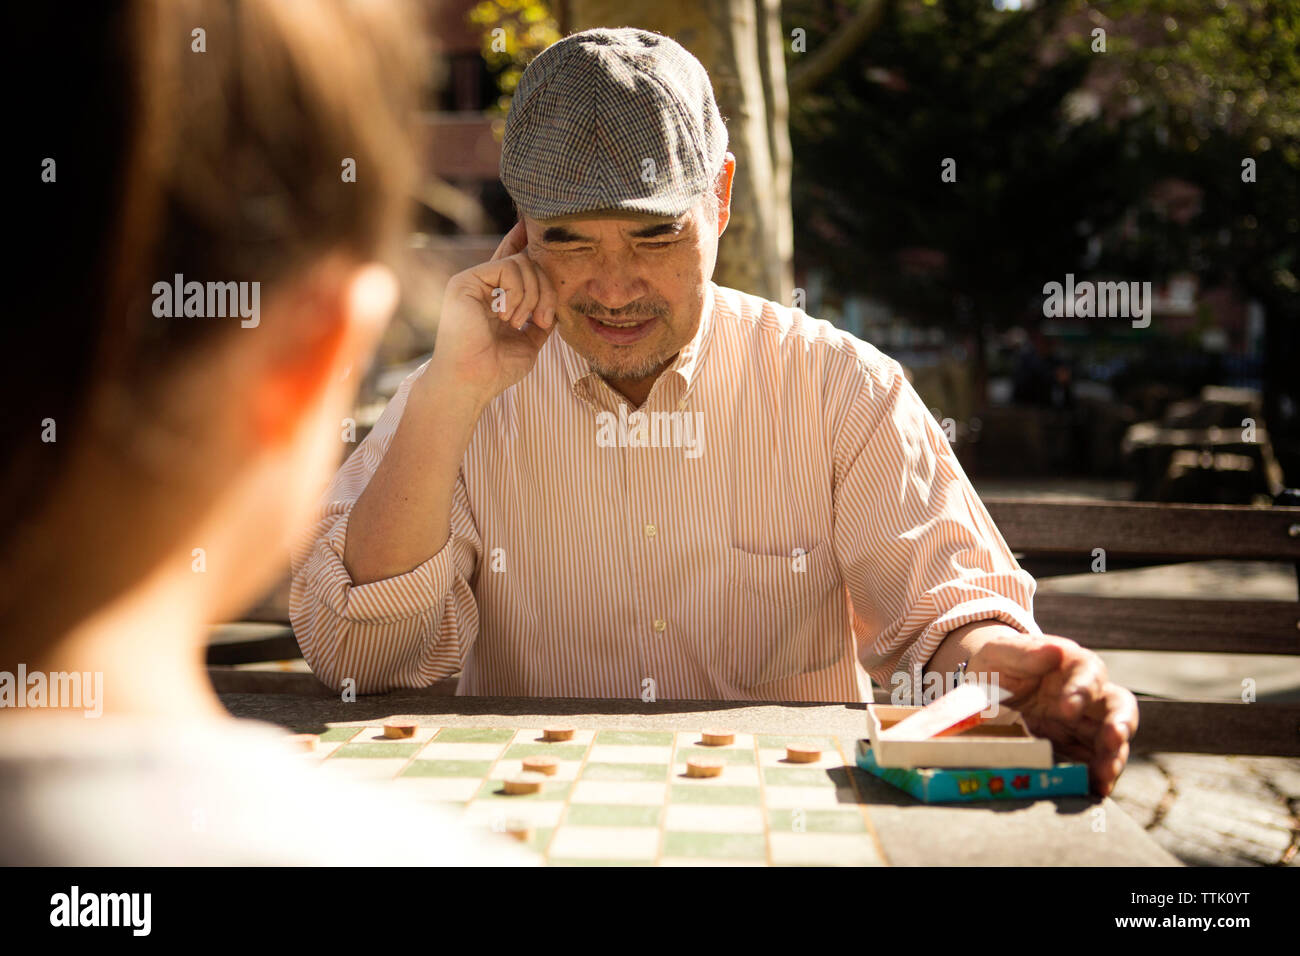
[565,0,793,304]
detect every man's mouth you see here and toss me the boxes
[586,314,658,344]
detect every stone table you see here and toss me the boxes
[219,684,1181,867]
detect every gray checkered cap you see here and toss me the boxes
[500,27,728,221]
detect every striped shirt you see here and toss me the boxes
[290,282,1041,701]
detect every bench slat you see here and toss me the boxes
[986,498,1300,561]
[1034,594,1300,654]
[1131,697,1300,756]
[207,625,302,666]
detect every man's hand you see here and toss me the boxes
[343,223,558,586]
[428,220,559,405]
[967,632,1138,797]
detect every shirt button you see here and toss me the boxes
[653,619,666,633]
[644,523,657,538]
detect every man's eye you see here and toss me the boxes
[641,241,675,250]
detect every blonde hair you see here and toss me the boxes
[4,0,424,612]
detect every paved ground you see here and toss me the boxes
[1109,753,1298,866]
[975,479,1300,866]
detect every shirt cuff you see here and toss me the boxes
[296,509,458,625]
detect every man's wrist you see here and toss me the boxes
[924,619,1021,685]
[415,357,493,424]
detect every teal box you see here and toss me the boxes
[855,740,1088,803]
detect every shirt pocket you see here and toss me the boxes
[716,538,843,688]
[728,538,840,606]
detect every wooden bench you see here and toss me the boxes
[986,498,1300,756]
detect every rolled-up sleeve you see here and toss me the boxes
[289,361,481,693]
[830,351,1041,702]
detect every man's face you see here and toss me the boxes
[523,202,720,384]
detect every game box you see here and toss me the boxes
[855,701,1089,803]
[854,740,1089,802]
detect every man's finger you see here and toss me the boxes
[518,257,559,331]
[492,221,527,261]
[1053,649,1108,720]
[1089,685,1139,746]
[507,253,539,329]
[1071,687,1137,796]
[1060,651,1106,699]
[1092,739,1129,798]
[489,259,525,324]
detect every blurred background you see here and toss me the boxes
[375,0,1299,510]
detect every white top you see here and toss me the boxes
[0,714,537,866]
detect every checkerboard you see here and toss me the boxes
[305,726,885,865]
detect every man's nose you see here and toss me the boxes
[585,261,647,311]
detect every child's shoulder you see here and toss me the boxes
[0,715,534,866]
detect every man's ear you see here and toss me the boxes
[251,261,398,448]
[714,151,736,236]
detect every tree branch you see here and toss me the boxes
[787,0,887,100]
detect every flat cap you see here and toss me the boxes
[500,27,728,221]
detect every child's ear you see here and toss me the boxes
[251,262,398,448]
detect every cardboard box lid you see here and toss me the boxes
[867,702,1053,769]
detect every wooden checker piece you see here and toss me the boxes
[541,726,575,742]
[287,733,319,753]
[785,743,822,763]
[700,728,735,747]
[521,755,559,776]
[685,756,725,778]
[382,720,417,739]
[502,821,533,843]
[499,816,535,842]
[503,772,548,795]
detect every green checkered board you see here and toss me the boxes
[305,726,886,866]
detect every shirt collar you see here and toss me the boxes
[555,282,718,398]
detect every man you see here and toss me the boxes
[291,28,1137,796]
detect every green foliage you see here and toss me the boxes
[468,0,561,115]
[1099,0,1299,319]
[785,0,1298,339]
[1106,0,1299,161]
[784,0,1142,333]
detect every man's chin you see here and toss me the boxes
[557,323,675,382]
[585,348,675,382]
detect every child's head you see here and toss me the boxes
[6,1,423,651]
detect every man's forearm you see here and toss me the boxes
[923,619,1022,689]
[342,361,487,585]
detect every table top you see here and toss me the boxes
[219,688,1181,866]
